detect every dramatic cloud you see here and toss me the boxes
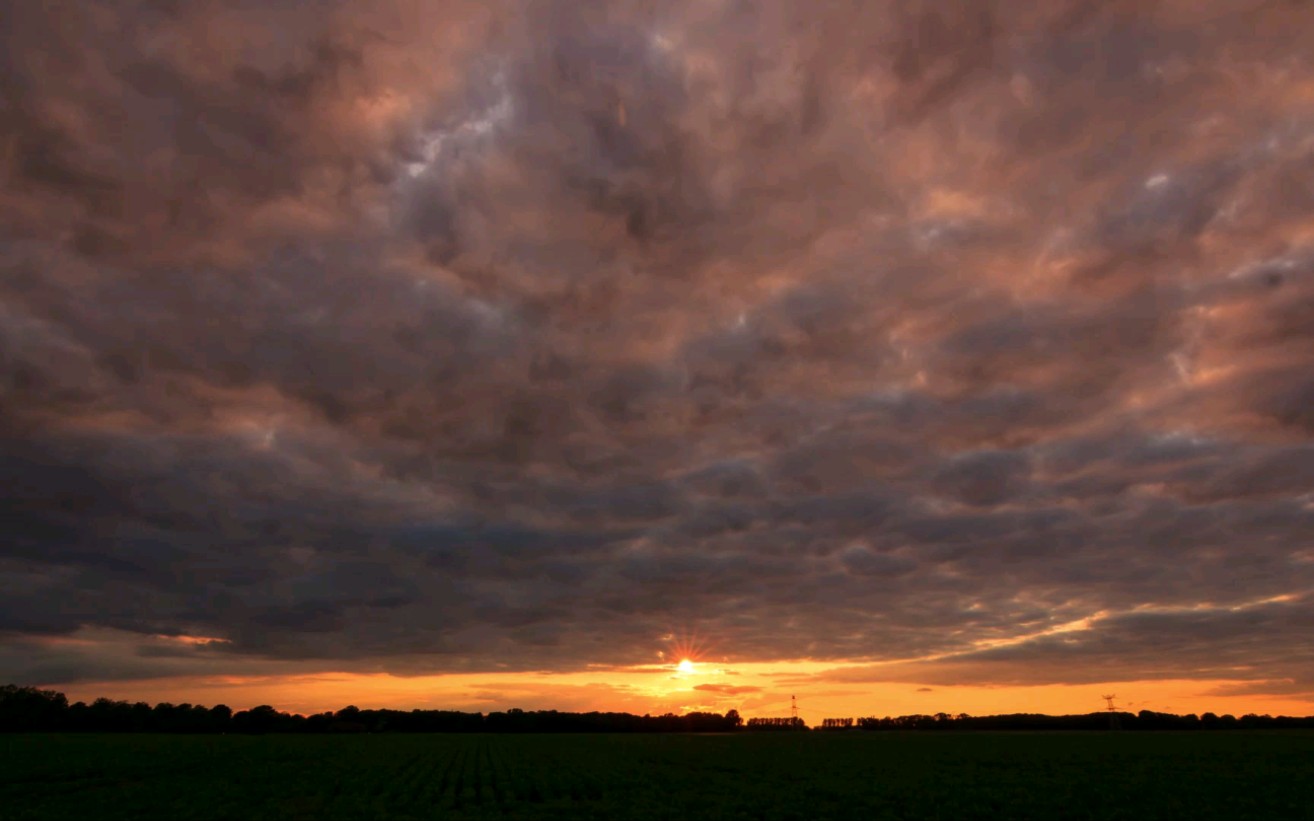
[2,0,1313,709]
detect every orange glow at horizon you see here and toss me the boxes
[49,662,1314,722]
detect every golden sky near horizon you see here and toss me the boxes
[33,625,1314,719]
[57,666,1314,721]
[2,0,1314,717]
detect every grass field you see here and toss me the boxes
[2,732,1312,820]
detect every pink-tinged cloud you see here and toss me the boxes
[1,0,1313,710]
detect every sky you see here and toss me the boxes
[2,0,1313,721]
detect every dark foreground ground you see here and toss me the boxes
[3,731,1312,820]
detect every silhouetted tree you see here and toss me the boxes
[0,685,67,731]
[233,705,282,734]
[209,704,232,732]
[333,705,367,733]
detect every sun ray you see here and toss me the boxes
[659,625,719,668]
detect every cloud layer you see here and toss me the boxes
[2,0,1313,701]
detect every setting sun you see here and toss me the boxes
[677,659,696,674]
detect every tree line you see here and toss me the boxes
[849,711,1314,731]
[744,717,807,731]
[4,685,1312,733]
[0,685,743,734]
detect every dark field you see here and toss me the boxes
[3,732,1312,820]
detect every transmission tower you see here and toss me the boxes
[1101,694,1121,730]
[791,695,798,722]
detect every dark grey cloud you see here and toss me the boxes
[1,0,1313,697]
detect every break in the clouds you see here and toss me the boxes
[2,0,1313,702]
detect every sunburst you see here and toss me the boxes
[658,627,718,668]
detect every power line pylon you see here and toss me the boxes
[1102,694,1120,730]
